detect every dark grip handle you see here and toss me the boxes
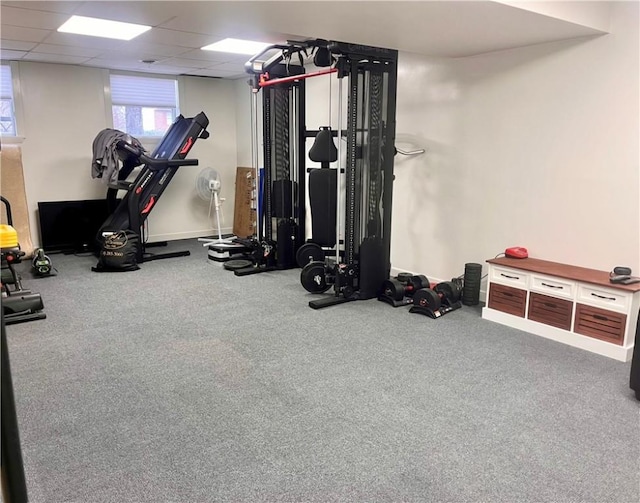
[541,282,563,289]
[591,293,616,301]
[593,314,609,321]
[500,273,520,280]
[140,153,198,168]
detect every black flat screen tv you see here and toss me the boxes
[38,199,112,254]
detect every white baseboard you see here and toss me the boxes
[147,227,234,243]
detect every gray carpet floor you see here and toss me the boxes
[4,239,639,503]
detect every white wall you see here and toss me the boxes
[234,78,253,168]
[392,0,639,283]
[15,62,237,247]
[150,74,237,240]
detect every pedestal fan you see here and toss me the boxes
[195,168,245,259]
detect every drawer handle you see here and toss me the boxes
[502,292,514,297]
[544,302,557,309]
[593,314,609,321]
[591,293,616,301]
[500,273,520,280]
[541,282,563,290]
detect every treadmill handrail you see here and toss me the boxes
[118,143,199,168]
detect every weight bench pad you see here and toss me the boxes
[309,169,337,247]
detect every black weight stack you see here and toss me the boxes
[462,263,482,306]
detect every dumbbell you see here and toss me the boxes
[412,281,462,310]
[396,272,413,284]
[381,274,429,301]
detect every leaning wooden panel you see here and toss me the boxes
[0,144,34,256]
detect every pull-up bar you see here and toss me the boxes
[259,68,338,88]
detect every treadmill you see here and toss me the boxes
[97,112,210,263]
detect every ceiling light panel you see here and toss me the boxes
[201,38,271,55]
[57,15,151,41]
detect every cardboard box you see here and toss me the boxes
[233,167,256,238]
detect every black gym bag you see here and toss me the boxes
[92,230,140,272]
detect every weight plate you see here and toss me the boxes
[296,242,325,268]
[382,278,405,301]
[407,274,429,294]
[414,289,441,310]
[223,259,253,271]
[435,281,462,303]
[300,261,331,293]
[396,272,412,284]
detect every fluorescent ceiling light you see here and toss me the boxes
[201,38,271,55]
[57,15,151,41]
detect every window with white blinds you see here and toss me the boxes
[0,64,16,136]
[110,73,179,137]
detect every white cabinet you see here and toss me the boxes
[482,257,640,362]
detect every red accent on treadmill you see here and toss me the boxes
[135,187,142,194]
[141,196,156,214]
[179,137,194,154]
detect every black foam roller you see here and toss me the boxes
[462,263,482,306]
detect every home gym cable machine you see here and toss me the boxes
[246,39,398,308]
[231,46,308,276]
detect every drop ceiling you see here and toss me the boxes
[0,1,609,79]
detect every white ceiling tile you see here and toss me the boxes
[82,59,183,77]
[90,52,165,64]
[22,52,91,64]
[86,60,184,76]
[74,1,184,27]
[191,68,244,79]
[156,2,292,44]
[32,43,103,58]
[0,49,27,59]
[40,31,127,51]
[0,25,51,43]
[132,64,184,75]
[0,6,70,30]
[134,28,218,50]
[0,0,612,81]
[118,41,192,58]
[171,49,236,64]
[207,61,247,73]
[158,57,209,69]
[87,52,185,68]
[0,2,80,15]
[83,58,143,70]
[0,40,38,51]
[87,53,205,75]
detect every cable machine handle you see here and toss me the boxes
[394,147,425,156]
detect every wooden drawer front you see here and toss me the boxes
[491,266,528,289]
[530,274,574,301]
[577,283,630,314]
[488,283,527,317]
[527,292,573,330]
[574,304,626,345]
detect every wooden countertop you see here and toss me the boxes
[486,257,640,292]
